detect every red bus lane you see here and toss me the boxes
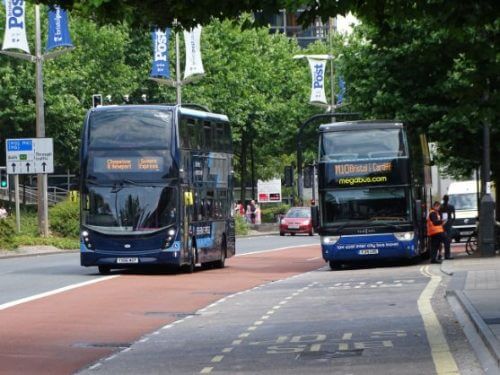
[0,245,322,374]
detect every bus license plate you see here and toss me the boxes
[117,257,139,264]
[359,249,378,255]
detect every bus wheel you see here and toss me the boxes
[98,265,111,275]
[329,261,341,270]
[182,248,196,273]
[214,237,227,269]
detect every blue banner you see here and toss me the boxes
[150,28,171,78]
[337,76,346,105]
[46,5,73,51]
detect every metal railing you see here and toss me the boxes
[0,184,70,206]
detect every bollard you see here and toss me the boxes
[478,193,496,257]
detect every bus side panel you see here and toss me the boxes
[321,233,419,262]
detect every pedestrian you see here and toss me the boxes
[427,201,446,264]
[439,194,456,260]
[255,202,261,225]
[249,200,257,224]
[0,205,7,219]
[238,201,245,217]
[245,201,252,223]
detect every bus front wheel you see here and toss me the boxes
[329,261,342,270]
[214,237,227,269]
[98,265,111,275]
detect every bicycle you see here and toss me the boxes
[465,221,500,255]
[465,229,477,255]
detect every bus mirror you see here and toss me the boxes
[184,191,194,206]
[311,206,319,231]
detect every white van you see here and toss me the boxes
[447,181,479,241]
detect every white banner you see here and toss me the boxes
[257,179,282,203]
[183,25,204,79]
[2,0,30,53]
[307,58,327,104]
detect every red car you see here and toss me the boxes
[279,207,313,236]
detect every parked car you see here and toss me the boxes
[279,207,313,236]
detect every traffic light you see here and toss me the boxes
[0,167,8,190]
[284,166,294,187]
[92,94,102,108]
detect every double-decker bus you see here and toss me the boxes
[79,104,235,274]
[314,120,431,269]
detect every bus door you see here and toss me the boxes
[183,190,194,261]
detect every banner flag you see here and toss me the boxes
[183,25,204,79]
[46,5,73,51]
[2,0,30,53]
[307,57,327,104]
[337,76,346,105]
[150,28,171,78]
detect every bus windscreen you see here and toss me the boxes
[89,108,172,149]
[321,128,407,161]
[322,187,410,226]
[82,185,177,234]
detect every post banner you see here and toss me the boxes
[150,28,171,78]
[183,25,204,79]
[46,6,73,51]
[337,76,346,105]
[2,0,30,53]
[307,57,327,104]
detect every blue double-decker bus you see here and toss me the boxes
[314,120,431,269]
[79,105,235,274]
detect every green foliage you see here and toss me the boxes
[337,4,498,184]
[260,204,290,223]
[234,215,249,236]
[0,219,15,249]
[49,198,80,237]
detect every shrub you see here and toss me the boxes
[260,204,290,223]
[0,219,15,249]
[235,215,249,235]
[49,198,80,237]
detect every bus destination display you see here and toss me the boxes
[321,159,409,187]
[94,157,163,173]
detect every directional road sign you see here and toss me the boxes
[6,138,54,174]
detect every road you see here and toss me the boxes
[0,235,484,374]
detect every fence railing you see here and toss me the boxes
[0,185,69,206]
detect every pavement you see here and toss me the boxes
[443,244,500,368]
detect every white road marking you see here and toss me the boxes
[236,244,317,257]
[0,275,119,311]
[418,266,459,374]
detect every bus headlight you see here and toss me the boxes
[163,228,177,249]
[394,231,414,241]
[81,230,93,249]
[321,236,340,245]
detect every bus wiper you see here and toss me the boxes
[368,220,403,230]
[121,178,140,185]
[332,219,370,233]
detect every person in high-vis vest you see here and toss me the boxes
[427,201,446,263]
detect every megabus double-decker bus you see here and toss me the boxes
[315,120,431,269]
[80,104,235,274]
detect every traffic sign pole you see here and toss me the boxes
[35,4,49,237]
[14,175,20,233]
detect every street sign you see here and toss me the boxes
[6,138,54,174]
[257,179,282,203]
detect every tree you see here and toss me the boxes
[178,18,319,201]
[337,2,498,187]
